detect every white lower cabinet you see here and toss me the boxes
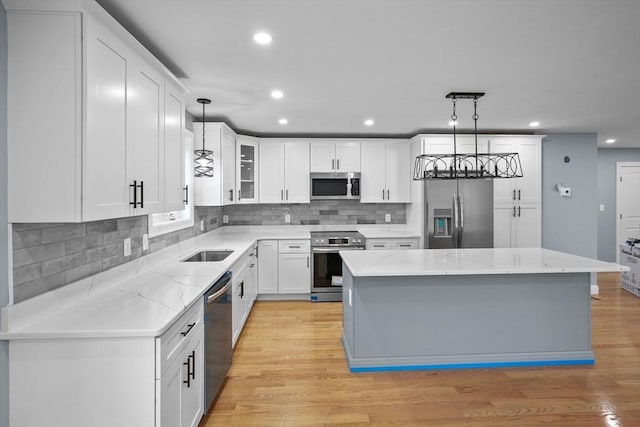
[258,239,311,297]
[494,204,541,248]
[366,238,419,250]
[9,302,205,427]
[231,247,258,347]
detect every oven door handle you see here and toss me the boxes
[311,247,364,253]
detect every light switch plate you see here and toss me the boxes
[123,238,131,257]
[142,234,149,251]
[599,204,605,212]
[385,213,391,223]
[285,214,291,223]
[223,215,229,224]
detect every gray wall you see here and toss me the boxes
[1,3,10,426]
[597,148,640,261]
[542,134,598,258]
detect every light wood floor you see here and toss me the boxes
[200,273,640,426]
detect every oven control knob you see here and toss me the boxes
[320,239,325,244]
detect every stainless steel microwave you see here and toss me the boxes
[310,172,360,200]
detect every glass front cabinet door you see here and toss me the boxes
[236,136,259,203]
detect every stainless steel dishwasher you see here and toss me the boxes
[203,271,233,412]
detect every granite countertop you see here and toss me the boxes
[0,225,416,340]
[340,247,629,277]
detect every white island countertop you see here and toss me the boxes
[340,247,628,277]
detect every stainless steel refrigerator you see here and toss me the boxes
[424,179,493,249]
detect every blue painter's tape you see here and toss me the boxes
[348,359,595,373]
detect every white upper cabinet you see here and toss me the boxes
[310,141,360,172]
[489,136,542,206]
[163,81,187,212]
[236,135,259,204]
[193,123,237,206]
[361,141,411,203]
[5,1,187,222]
[259,141,310,203]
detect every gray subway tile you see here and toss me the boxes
[117,216,143,231]
[13,263,42,286]
[102,255,129,270]
[66,234,103,254]
[42,252,87,276]
[85,220,105,235]
[103,219,118,233]
[13,242,66,268]
[13,230,42,250]
[41,224,86,244]
[13,272,66,303]
[66,261,102,284]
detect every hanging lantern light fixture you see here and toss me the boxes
[194,98,214,177]
[413,92,523,180]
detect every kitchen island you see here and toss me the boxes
[339,248,627,372]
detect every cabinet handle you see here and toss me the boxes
[180,322,196,337]
[249,263,255,268]
[518,189,521,200]
[332,159,335,170]
[289,245,301,249]
[229,189,233,202]
[189,350,195,381]
[139,181,144,208]
[183,185,189,204]
[382,189,385,200]
[129,180,137,207]
[513,189,516,201]
[398,244,412,248]
[373,244,385,248]
[183,357,191,388]
[387,189,390,200]
[518,206,521,217]
[281,189,284,201]
[240,281,244,298]
[337,158,340,170]
[513,206,516,218]
[286,189,289,201]
[307,256,309,268]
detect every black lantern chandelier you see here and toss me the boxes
[413,92,523,180]
[194,98,214,177]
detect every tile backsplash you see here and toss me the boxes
[11,206,222,303]
[11,201,406,302]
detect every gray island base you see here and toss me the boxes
[339,248,627,372]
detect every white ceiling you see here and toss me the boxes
[96,0,640,147]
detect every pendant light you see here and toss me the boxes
[413,92,523,180]
[194,98,214,177]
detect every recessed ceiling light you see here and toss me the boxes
[529,121,540,127]
[271,90,284,99]
[253,32,272,45]
[278,118,288,125]
[448,120,458,126]
[605,138,616,144]
[364,119,374,126]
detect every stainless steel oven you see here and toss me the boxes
[310,231,365,302]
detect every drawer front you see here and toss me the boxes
[366,240,390,250]
[394,239,418,249]
[157,301,203,376]
[278,239,310,253]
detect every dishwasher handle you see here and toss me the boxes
[206,282,231,304]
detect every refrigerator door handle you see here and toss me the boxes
[458,194,464,247]
[452,193,459,247]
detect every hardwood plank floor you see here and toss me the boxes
[200,273,640,426]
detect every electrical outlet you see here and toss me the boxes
[223,215,229,224]
[600,204,605,212]
[123,238,131,257]
[560,187,571,197]
[142,233,149,251]
[285,214,291,223]
[385,213,391,223]
[200,219,204,231]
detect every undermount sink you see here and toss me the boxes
[181,250,234,262]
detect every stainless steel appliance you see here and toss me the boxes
[425,179,493,248]
[203,271,232,411]
[310,172,360,200]
[310,231,365,301]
